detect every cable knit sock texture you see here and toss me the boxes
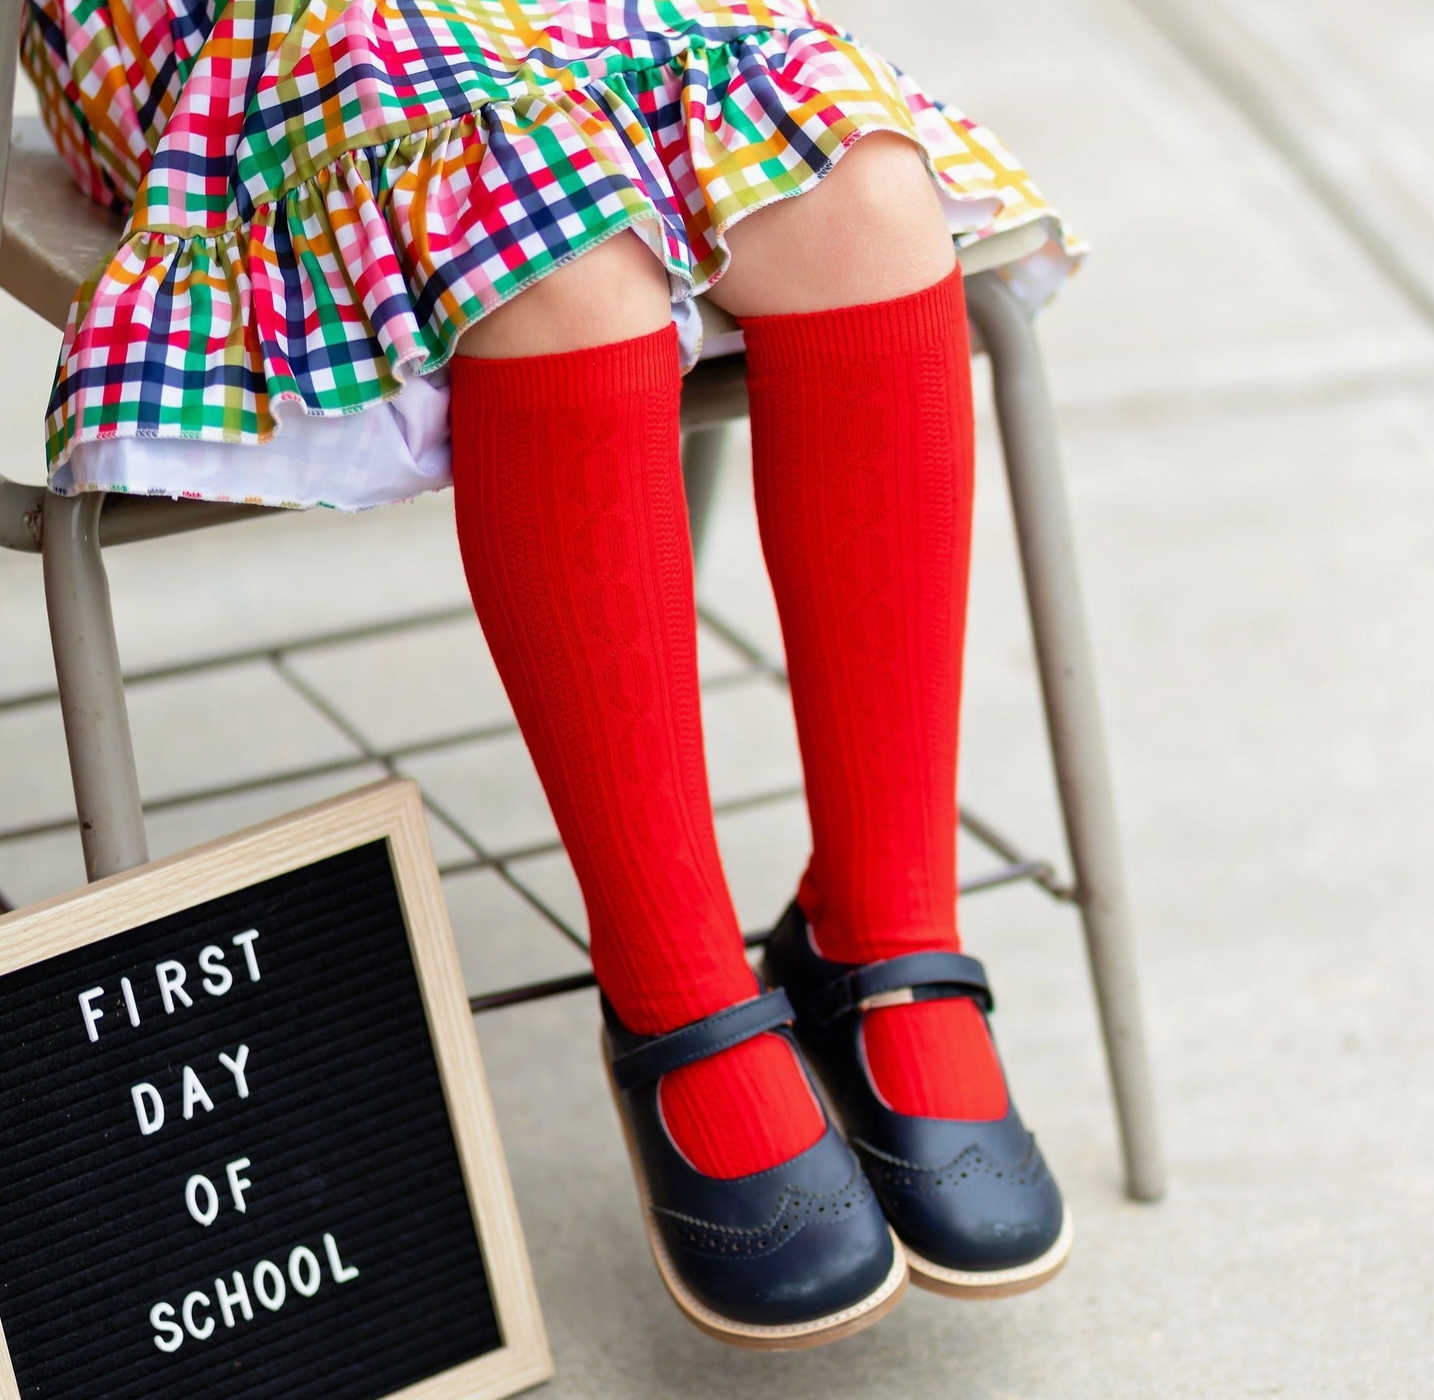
[450,327,823,1177]
[742,270,1008,1122]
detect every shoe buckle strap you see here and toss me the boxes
[610,988,797,1092]
[810,951,993,1026]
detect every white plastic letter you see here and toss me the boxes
[217,1044,250,1099]
[181,1065,214,1120]
[156,960,192,1013]
[120,976,140,1027]
[324,1233,359,1283]
[182,1291,215,1341]
[151,1302,183,1353]
[288,1246,321,1298]
[215,1271,253,1328]
[226,1157,252,1213]
[252,1260,286,1312]
[185,1174,219,1226]
[132,1083,164,1135]
[78,987,105,1043]
[198,946,233,997]
[232,929,261,982]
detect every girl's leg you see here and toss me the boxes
[455,229,669,357]
[705,133,957,318]
[450,232,823,1178]
[707,134,1008,1120]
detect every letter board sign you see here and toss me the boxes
[0,780,550,1400]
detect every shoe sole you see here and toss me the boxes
[903,1207,1075,1299]
[602,1032,909,1351]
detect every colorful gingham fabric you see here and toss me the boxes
[25,0,1083,504]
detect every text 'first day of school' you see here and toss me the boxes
[69,929,365,1354]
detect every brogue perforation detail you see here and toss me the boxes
[652,1168,875,1259]
[854,1138,1049,1196]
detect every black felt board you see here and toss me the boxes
[0,840,500,1400]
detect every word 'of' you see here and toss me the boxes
[185,1159,253,1226]
[149,1234,359,1353]
[132,1044,250,1136]
[77,931,261,1044]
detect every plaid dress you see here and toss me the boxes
[25,0,1083,509]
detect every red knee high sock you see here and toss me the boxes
[450,327,823,1177]
[741,269,1008,1122]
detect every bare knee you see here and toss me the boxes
[455,228,671,359]
[707,132,955,318]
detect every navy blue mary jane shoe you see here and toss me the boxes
[602,989,907,1348]
[764,903,1073,1299]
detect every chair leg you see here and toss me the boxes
[42,492,150,882]
[964,272,1166,1203]
[680,425,728,568]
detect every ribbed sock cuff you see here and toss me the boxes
[449,322,680,411]
[737,265,964,375]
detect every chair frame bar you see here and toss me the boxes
[0,0,19,224]
[40,491,150,878]
[966,274,1166,1202]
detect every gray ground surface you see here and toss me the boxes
[3,2,1433,1395]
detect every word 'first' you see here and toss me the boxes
[77,931,260,1043]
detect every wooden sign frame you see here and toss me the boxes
[0,778,552,1400]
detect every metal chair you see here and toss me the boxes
[0,6,1166,1202]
